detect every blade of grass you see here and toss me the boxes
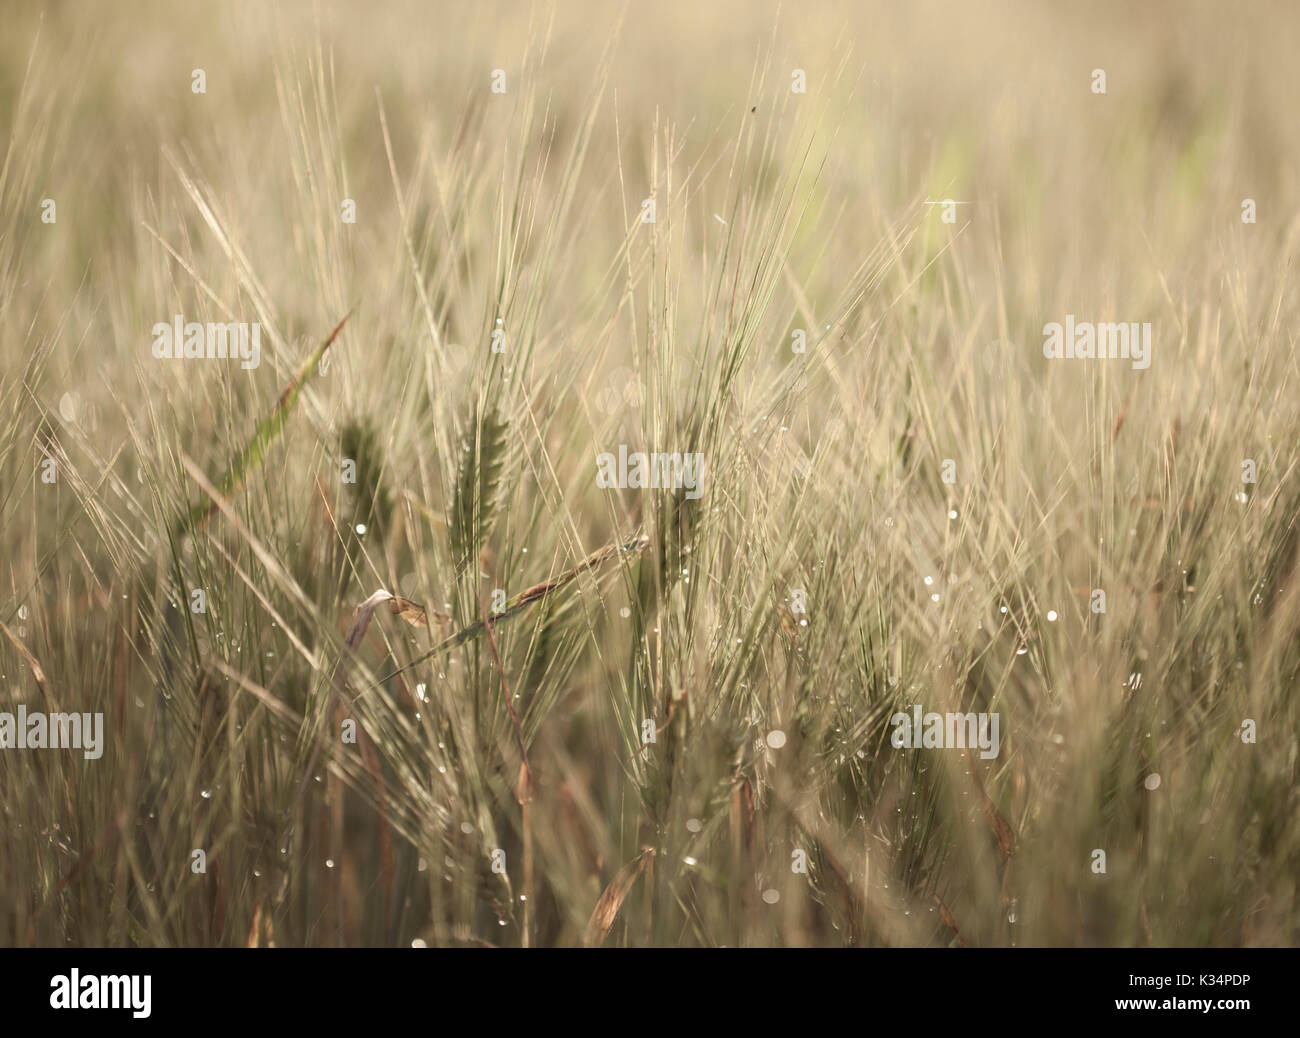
[174,310,352,538]
[380,532,650,683]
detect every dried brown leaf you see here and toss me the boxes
[347,589,444,650]
[583,847,655,948]
[388,596,449,627]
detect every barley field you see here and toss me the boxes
[1,0,1298,948]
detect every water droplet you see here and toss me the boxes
[762,889,780,904]
[766,730,787,749]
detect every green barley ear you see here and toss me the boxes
[449,406,508,575]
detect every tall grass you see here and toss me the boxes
[1,0,1297,947]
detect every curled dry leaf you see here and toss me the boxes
[346,590,397,651]
[583,846,655,948]
[346,590,445,652]
[389,596,450,627]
